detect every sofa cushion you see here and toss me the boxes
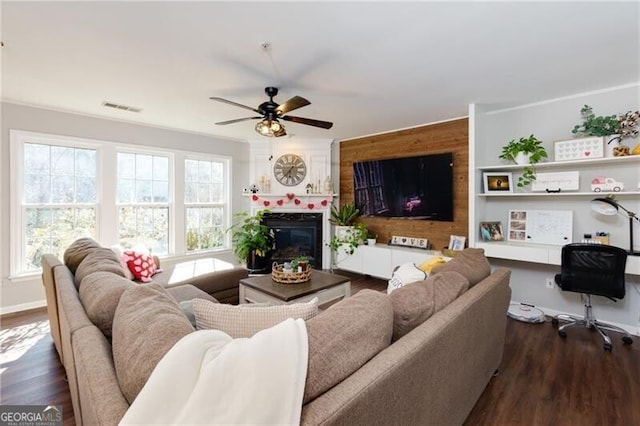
[112,284,194,404]
[123,250,159,282]
[63,237,102,274]
[74,248,126,289]
[389,271,469,341]
[79,272,135,338]
[192,298,318,338]
[431,248,491,288]
[303,290,393,404]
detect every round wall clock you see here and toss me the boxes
[273,154,307,186]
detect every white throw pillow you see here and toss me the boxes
[110,245,135,280]
[192,298,319,338]
[387,262,427,294]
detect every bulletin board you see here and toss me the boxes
[508,210,573,246]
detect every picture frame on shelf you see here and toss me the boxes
[508,210,528,242]
[448,235,466,250]
[553,136,604,162]
[479,221,504,241]
[483,172,513,194]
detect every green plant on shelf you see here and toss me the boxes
[499,134,548,187]
[327,222,368,255]
[572,104,620,137]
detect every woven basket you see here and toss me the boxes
[271,262,312,284]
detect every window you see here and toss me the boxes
[117,152,170,254]
[184,159,226,251]
[19,140,98,272]
[11,130,232,277]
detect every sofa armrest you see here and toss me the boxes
[73,326,129,425]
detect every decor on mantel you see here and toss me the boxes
[247,193,334,210]
[499,134,548,187]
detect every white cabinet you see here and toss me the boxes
[333,244,442,279]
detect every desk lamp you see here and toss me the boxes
[590,195,640,256]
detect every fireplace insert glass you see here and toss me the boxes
[262,213,323,268]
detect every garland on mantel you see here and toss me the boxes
[250,193,333,210]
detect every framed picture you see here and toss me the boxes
[508,210,528,242]
[448,235,466,251]
[483,172,513,193]
[554,136,604,161]
[479,221,505,242]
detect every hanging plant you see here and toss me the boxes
[499,134,548,187]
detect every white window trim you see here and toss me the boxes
[10,129,104,277]
[9,129,233,278]
[182,154,232,254]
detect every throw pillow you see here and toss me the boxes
[389,270,469,341]
[112,283,194,404]
[123,250,159,282]
[430,248,491,288]
[387,262,427,294]
[110,245,135,280]
[417,256,447,274]
[63,237,102,274]
[192,298,319,338]
[79,271,135,337]
[74,247,126,289]
[303,289,393,404]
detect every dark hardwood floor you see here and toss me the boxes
[1,272,638,426]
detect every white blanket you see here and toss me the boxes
[120,318,308,425]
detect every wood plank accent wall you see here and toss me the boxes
[339,118,469,251]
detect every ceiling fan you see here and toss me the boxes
[210,86,333,137]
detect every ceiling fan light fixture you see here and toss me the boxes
[255,118,285,137]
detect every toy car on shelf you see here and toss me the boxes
[591,176,624,192]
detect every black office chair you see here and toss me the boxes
[551,243,633,351]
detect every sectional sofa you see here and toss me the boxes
[41,239,511,425]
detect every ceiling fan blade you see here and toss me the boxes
[215,116,261,125]
[281,115,333,129]
[275,96,311,115]
[209,97,261,114]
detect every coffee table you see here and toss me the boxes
[239,269,351,309]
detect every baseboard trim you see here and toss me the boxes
[0,300,47,316]
[511,299,640,337]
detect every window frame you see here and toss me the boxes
[183,156,231,253]
[10,130,103,276]
[10,129,233,278]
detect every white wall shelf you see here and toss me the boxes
[478,154,639,171]
[478,191,640,198]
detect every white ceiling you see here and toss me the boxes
[2,1,639,143]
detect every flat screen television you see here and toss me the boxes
[352,152,454,221]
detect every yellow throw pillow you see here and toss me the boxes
[417,256,446,274]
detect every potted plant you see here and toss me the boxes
[366,230,377,245]
[329,203,360,226]
[572,105,620,137]
[327,222,368,257]
[499,134,548,187]
[228,209,274,273]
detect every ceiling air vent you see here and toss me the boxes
[102,101,142,113]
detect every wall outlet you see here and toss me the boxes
[546,278,554,289]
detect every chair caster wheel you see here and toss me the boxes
[623,336,633,345]
[558,330,567,338]
[604,343,612,351]
[551,318,559,326]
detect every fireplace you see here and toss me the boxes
[262,212,324,268]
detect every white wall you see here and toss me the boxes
[0,102,249,313]
[471,84,640,335]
